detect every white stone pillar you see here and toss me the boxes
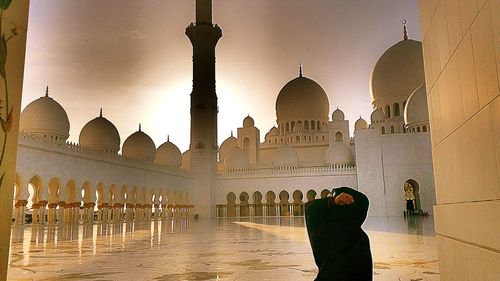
[14,200,27,225]
[32,204,40,224]
[161,204,166,220]
[100,203,109,222]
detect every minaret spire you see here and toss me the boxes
[186,0,222,218]
[403,19,408,40]
[196,0,212,25]
[45,86,49,97]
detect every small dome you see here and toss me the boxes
[155,139,182,168]
[355,117,368,130]
[370,39,425,104]
[404,84,429,126]
[332,108,345,122]
[276,74,329,123]
[79,110,120,154]
[181,150,191,170]
[325,142,354,165]
[219,134,238,162]
[371,108,385,124]
[243,115,255,128]
[224,148,249,170]
[269,126,279,136]
[122,125,156,162]
[264,132,271,142]
[20,88,70,141]
[273,144,299,167]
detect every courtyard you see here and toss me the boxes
[8,216,439,281]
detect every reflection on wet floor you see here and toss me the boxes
[8,217,439,281]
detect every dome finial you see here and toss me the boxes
[403,19,408,40]
[299,61,303,77]
[99,108,102,117]
[167,135,170,142]
[45,86,49,97]
[139,123,142,132]
[231,130,234,137]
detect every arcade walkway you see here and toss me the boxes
[7,217,439,280]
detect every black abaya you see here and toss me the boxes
[305,187,372,281]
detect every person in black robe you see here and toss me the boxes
[305,187,372,281]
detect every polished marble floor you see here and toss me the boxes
[7,216,439,281]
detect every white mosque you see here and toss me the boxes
[12,5,435,224]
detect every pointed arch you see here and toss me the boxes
[306,189,317,202]
[48,177,61,204]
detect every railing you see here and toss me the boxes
[218,164,356,177]
[216,203,305,218]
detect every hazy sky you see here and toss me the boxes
[22,0,421,152]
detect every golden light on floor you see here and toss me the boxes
[8,217,439,281]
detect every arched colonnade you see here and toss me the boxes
[216,188,333,217]
[12,173,193,225]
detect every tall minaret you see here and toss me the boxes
[186,0,222,218]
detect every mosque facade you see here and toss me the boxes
[12,1,435,223]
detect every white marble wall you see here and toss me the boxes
[355,128,435,216]
[355,129,389,216]
[419,0,500,279]
[379,132,435,216]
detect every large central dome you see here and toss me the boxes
[370,39,425,105]
[275,75,329,123]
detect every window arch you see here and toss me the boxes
[391,126,395,134]
[286,122,290,132]
[394,103,400,117]
[311,120,315,130]
[382,126,386,134]
[304,120,309,130]
[423,125,427,132]
[335,132,343,142]
[385,105,391,118]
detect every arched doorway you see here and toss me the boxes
[320,189,330,198]
[403,179,421,214]
[239,192,249,217]
[226,192,236,217]
[292,190,303,216]
[279,190,290,216]
[253,191,263,216]
[306,189,317,202]
[265,191,276,216]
